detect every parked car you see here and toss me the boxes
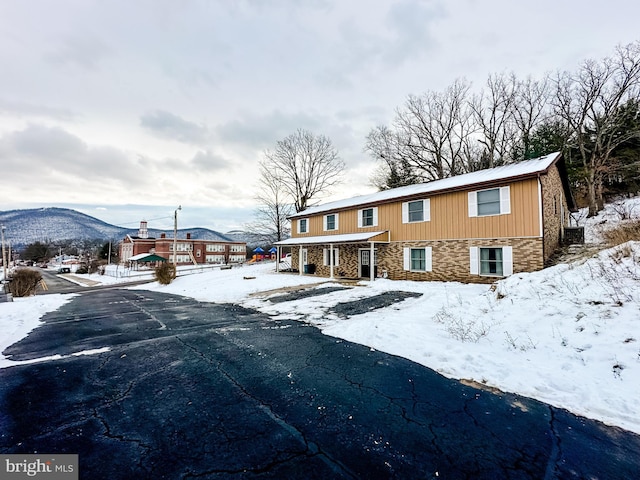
[57,267,71,274]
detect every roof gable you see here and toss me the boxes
[290,152,563,219]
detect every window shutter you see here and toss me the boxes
[502,246,513,276]
[323,248,328,266]
[424,199,431,221]
[335,214,339,230]
[469,247,479,275]
[357,209,363,228]
[297,219,302,233]
[403,247,410,271]
[373,207,379,226]
[323,216,327,231]
[335,248,339,266]
[402,202,409,224]
[425,246,432,272]
[468,192,478,217]
[500,186,511,214]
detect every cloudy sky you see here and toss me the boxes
[1,0,638,232]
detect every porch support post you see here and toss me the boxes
[275,246,280,273]
[329,243,334,279]
[370,241,375,282]
[298,245,303,276]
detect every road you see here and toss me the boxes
[1,288,639,479]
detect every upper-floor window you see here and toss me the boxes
[358,207,378,227]
[402,199,431,223]
[206,244,225,252]
[468,186,511,217]
[297,218,308,234]
[324,213,339,231]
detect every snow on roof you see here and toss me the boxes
[291,152,561,219]
[274,231,388,246]
[128,253,167,261]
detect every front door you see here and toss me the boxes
[299,248,308,273]
[360,250,370,278]
[359,248,378,278]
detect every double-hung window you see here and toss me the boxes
[297,218,308,234]
[323,248,339,266]
[402,199,430,223]
[468,187,510,217]
[358,207,378,227]
[469,246,513,276]
[324,213,338,231]
[403,247,432,272]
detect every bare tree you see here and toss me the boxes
[365,125,420,190]
[366,79,474,186]
[512,75,552,159]
[470,73,519,169]
[263,129,345,213]
[250,161,293,243]
[552,41,640,216]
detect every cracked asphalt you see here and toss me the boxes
[1,289,639,479]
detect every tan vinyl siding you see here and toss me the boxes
[296,178,541,240]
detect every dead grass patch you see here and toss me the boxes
[602,219,640,246]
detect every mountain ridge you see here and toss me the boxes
[0,207,236,248]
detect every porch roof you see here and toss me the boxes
[274,231,389,246]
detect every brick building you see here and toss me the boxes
[275,152,577,283]
[120,220,246,266]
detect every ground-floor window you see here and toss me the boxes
[470,246,513,276]
[323,248,339,266]
[403,247,432,272]
[480,248,503,275]
[206,254,225,263]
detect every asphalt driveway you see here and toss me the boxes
[1,289,639,479]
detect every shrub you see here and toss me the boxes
[8,268,43,297]
[154,263,176,285]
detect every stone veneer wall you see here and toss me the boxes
[539,165,570,261]
[290,237,543,284]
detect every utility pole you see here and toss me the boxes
[173,205,181,265]
[1,224,7,284]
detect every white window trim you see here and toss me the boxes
[323,213,339,231]
[402,199,431,224]
[323,247,340,266]
[468,186,511,217]
[469,246,513,277]
[358,207,378,227]
[297,218,309,234]
[403,246,432,272]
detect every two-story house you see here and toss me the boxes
[275,152,577,283]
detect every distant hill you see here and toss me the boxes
[0,207,234,249]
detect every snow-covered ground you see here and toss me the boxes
[1,199,639,436]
